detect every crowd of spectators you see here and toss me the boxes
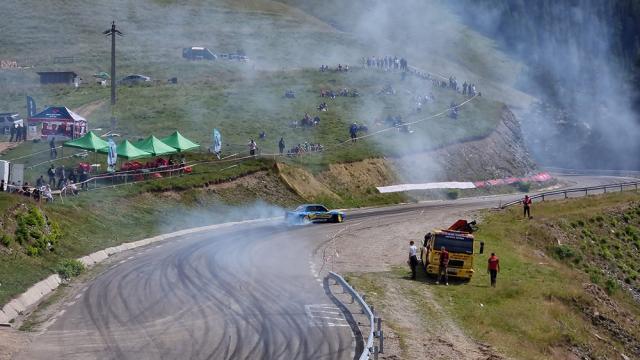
[364,56,408,71]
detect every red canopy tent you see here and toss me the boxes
[28,106,87,139]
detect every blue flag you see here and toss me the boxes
[26,96,37,117]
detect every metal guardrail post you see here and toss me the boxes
[564,191,567,199]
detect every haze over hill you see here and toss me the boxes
[2,0,637,175]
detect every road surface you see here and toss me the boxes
[15,175,638,359]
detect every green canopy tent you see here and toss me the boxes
[97,139,152,160]
[134,136,177,156]
[63,131,109,151]
[160,131,200,152]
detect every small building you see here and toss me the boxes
[36,71,78,85]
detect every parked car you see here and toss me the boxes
[118,74,151,85]
[182,47,217,60]
[0,113,23,135]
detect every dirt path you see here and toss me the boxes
[73,99,106,119]
[0,142,19,156]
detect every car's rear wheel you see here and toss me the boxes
[333,214,343,223]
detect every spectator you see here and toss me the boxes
[18,124,25,142]
[36,175,45,188]
[79,168,88,190]
[66,181,79,196]
[278,137,285,155]
[408,240,418,280]
[436,246,449,285]
[349,123,358,142]
[47,165,56,186]
[523,195,532,218]
[487,253,500,287]
[49,137,57,159]
[259,131,266,140]
[56,165,66,189]
[248,139,257,156]
[9,123,15,142]
[0,179,4,192]
[43,185,53,202]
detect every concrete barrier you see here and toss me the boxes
[0,217,276,326]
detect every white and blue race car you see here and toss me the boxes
[285,204,345,224]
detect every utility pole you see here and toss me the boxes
[103,21,123,106]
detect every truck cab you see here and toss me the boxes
[421,220,483,281]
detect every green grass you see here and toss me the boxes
[2,67,503,185]
[428,191,640,359]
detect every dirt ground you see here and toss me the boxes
[312,204,505,360]
[0,142,18,156]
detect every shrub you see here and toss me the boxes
[0,234,11,247]
[446,189,459,200]
[516,181,531,192]
[56,259,85,280]
[604,278,619,294]
[26,246,40,257]
[553,244,576,260]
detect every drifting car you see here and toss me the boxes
[285,204,345,224]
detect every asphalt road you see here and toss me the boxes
[16,175,638,360]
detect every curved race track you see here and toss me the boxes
[16,175,638,360]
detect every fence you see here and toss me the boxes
[328,271,382,360]
[500,180,640,209]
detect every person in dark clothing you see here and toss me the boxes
[36,175,45,188]
[349,123,358,142]
[408,241,419,280]
[436,246,449,285]
[487,253,500,287]
[49,137,57,159]
[56,165,66,189]
[278,137,285,155]
[0,179,4,192]
[9,124,15,142]
[523,195,532,218]
[79,168,88,190]
[47,165,56,186]
[18,124,25,141]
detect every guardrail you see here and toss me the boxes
[544,166,640,178]
[500,180,640,209]
[328,271,377,360]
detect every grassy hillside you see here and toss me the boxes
[348,191,640,360]
[2,67,503,184]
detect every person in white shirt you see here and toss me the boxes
[408,240,419,280]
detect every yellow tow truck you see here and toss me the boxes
[421,220,484,281]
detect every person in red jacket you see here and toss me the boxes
[436,246,449,285]
[523,195,532,218]
[487,253,500,287]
